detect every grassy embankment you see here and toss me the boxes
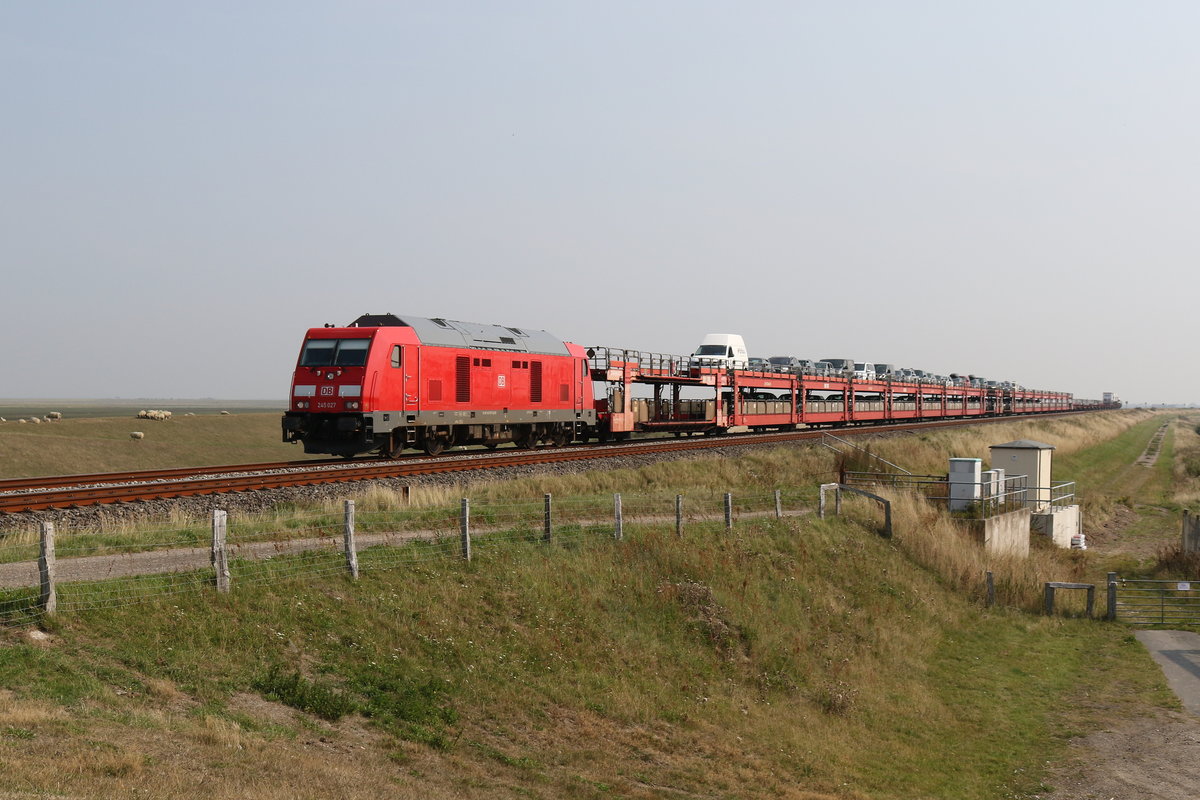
[0,408,1185,799]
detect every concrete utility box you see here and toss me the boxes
[989,440,1055,511]
[949,458,982,511]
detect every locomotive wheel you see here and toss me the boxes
[550,428,569,448]
[513,425,535,449]
[386,431,407,459]
[422,428,449,456]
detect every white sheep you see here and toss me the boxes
[220,410,231,416]
[130,431,145,440]
[29,417,41,424]
[46,412,63,420]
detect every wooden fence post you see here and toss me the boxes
[343,500,359,579]
[986,571,995,608]
[460,498,471,561]
[543,493,552,544]
[212,509,230,594]
[614,493,623,541]
[774,489,783,520]
[724,493,733,531]
[1044,583,1055,616]
[38,521,56,615]
[675,494,683,538]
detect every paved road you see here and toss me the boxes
[1136,630,1200,715]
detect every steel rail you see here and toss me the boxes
[0,411,1090,514]
[0,458,347,493]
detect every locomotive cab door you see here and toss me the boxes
[575,358,586,413]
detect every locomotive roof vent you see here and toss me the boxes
[349,313,407,327]
[338,313,571,356]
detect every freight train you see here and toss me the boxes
[282,313,1118,458]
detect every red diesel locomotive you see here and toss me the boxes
[282,314,595,457]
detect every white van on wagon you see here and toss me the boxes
[692,334,749,368]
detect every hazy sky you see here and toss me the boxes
[3,2,1195,403]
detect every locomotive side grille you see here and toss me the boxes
[531,361,543,402]
[456,356,471,402]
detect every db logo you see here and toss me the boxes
[320,386,334,396]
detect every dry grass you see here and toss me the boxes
[0,409,1175,798]
[867,489,1086,611]
[863,410,1154,478]
[1170,412,1200,507]
[0,412,316,479]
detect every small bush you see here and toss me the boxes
[252,664,358,721]
[1153,544,1200,580]
[351,672,459,748]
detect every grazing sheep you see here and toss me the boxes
[220,411,231,416]
[136,409,173,421]
[18,419,27,424]
[29,417,41,424]
[46,411,63,420]
[130,431,145,440]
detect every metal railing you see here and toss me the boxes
[841,472,1077,519]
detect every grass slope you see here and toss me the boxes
[0,517,1171,799]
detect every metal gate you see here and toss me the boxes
[1111,577,1200,624]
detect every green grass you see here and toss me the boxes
[0,513,1173,799]
[1054,413,1176,506]
[0,408,1184,798]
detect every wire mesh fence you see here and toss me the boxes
[0,487,814,624]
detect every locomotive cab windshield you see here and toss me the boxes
[299,338,371,367]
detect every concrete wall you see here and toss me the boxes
[1032,505,1081,548]
[966,508,1032,558]
[1185,511,1200,553]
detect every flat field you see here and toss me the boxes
[0,403,315,478]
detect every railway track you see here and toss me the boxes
[0,413,1086,514]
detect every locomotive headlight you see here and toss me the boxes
[346,401,360,410]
